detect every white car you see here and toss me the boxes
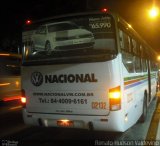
[30,21,95,54]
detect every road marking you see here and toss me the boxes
[156,120,160,140]
[156,102,160,141]
[146,99,160,141]
[156,91,160,97]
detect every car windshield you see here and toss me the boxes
[22,13,117,65]
[48,22,79,32]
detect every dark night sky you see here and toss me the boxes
[0,0,160,52]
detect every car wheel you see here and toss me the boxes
[31,41,36,53]
[45,41,52,55]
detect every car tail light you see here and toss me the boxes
[21,89,26,107]
[0,82,10,86]
[3,96,21,102]
[109,86,121,111]
[15,81,20,88]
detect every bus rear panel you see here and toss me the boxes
[22,11,158,132]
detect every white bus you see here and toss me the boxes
[21,10,159,132]
[0,52,21,102]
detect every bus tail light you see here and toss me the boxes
[21,89,26,107]
[25,19,32,25]
[21,97,26,103]
[101,8,108,13]
[109,86,121,111]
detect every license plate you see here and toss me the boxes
[57,120,74,127]
[73,39,84,44]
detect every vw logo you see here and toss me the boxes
[31,71,43,86]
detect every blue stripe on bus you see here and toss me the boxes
[124,79,148,90]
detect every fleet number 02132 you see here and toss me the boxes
[91,102,106,109]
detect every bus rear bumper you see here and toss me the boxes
[22,108,126,132]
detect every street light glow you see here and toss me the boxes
[128,24,132,28]
[149,7,159,18]
[157,55,160,61]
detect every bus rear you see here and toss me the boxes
[22,12,125,131]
